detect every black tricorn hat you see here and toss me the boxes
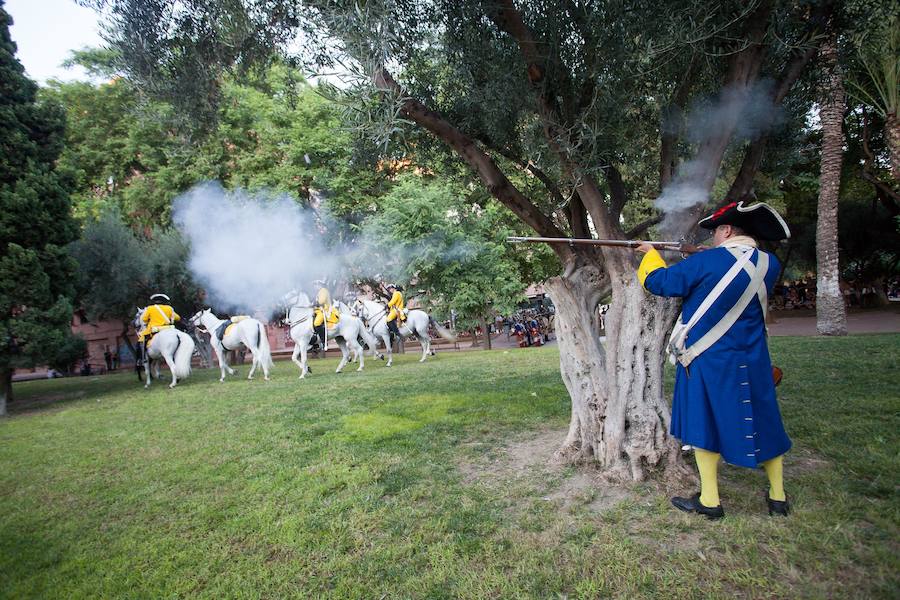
[698,201,790,241]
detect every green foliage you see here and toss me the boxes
[45,57,387,229]
[0,4,79,383]
[358,176,532,325]
[68,209,203,325]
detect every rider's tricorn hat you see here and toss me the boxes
[150,293,170,302]
[698,201,790,241]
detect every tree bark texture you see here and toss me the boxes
[546,259,687,482]
[815,37,848,336]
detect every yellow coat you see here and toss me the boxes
[314,287,340,328]
[386,290,405,322]
[139,304,180,341]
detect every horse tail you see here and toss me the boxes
[173,332,195,379]
[429,316,457,341]
[257,322,274,368]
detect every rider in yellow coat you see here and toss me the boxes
[313,281,340,346]
[385,283,405,337]
[137,293,180,362]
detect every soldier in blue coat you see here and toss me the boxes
[637,201,792,519]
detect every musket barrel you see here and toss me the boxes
[507,236,683,248]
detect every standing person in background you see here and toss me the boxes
[636,201,792,520]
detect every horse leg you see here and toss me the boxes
[162,352,179,388]
[212,344,229,382]
[419,329,430,362]
[291,344,304,379]
[335,338,349,373]
[299,342,310,379]
[381,331,393,367]
[144,357,152,388]
[351,338,364,371]
[245,341,259,380]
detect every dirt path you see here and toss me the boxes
[767,306,900,336]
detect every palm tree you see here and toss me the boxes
[847,16,900,181]
[816,34,848,336]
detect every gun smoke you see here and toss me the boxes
[655,80,783,237]
[173,182,341,315]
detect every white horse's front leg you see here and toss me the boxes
[144,359,152,388]
[298,343,310,379]
[381,332,393,366]
[291,344,304,379]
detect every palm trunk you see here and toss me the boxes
[816,37,848,336]
[546,263,689,482]
[0,368,12,417]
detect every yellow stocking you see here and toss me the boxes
[762,455,786,501]
[694,448,721,507]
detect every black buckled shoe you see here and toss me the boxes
[765,490,790,516]
[671,493,725,520]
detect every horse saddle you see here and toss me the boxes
[215,321,234,342]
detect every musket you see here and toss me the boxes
[507,236,706,254]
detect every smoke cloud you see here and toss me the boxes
[655,80,782,237]
[173,182,339,315]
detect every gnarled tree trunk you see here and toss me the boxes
[546,259,688,482]
[816,36,848,336]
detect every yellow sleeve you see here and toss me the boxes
[388,291,401,308]
[171,309,180,322]
[637,248,667,289]
[141,308,151,324]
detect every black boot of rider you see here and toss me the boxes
[387,319,400,345]
[314,323,326,347]
[136,341,145,367]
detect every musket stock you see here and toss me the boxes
[507,236,705,254]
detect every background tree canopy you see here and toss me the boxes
[0,3,82,413]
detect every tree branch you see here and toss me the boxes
[660,53,699,189]
[372,68,574,264]
[726,2,833,201]
[625,216,663,239]
[487,0,623,249]
[484,142,567,208]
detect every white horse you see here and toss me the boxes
[282,291,379,379]
[352,298,455,366]
[189,309,273,382]
[133,309,195,389]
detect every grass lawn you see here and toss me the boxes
[1,335,898,598]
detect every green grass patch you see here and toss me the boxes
[1,337,897,598]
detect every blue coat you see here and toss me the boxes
[645,246,791,468]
